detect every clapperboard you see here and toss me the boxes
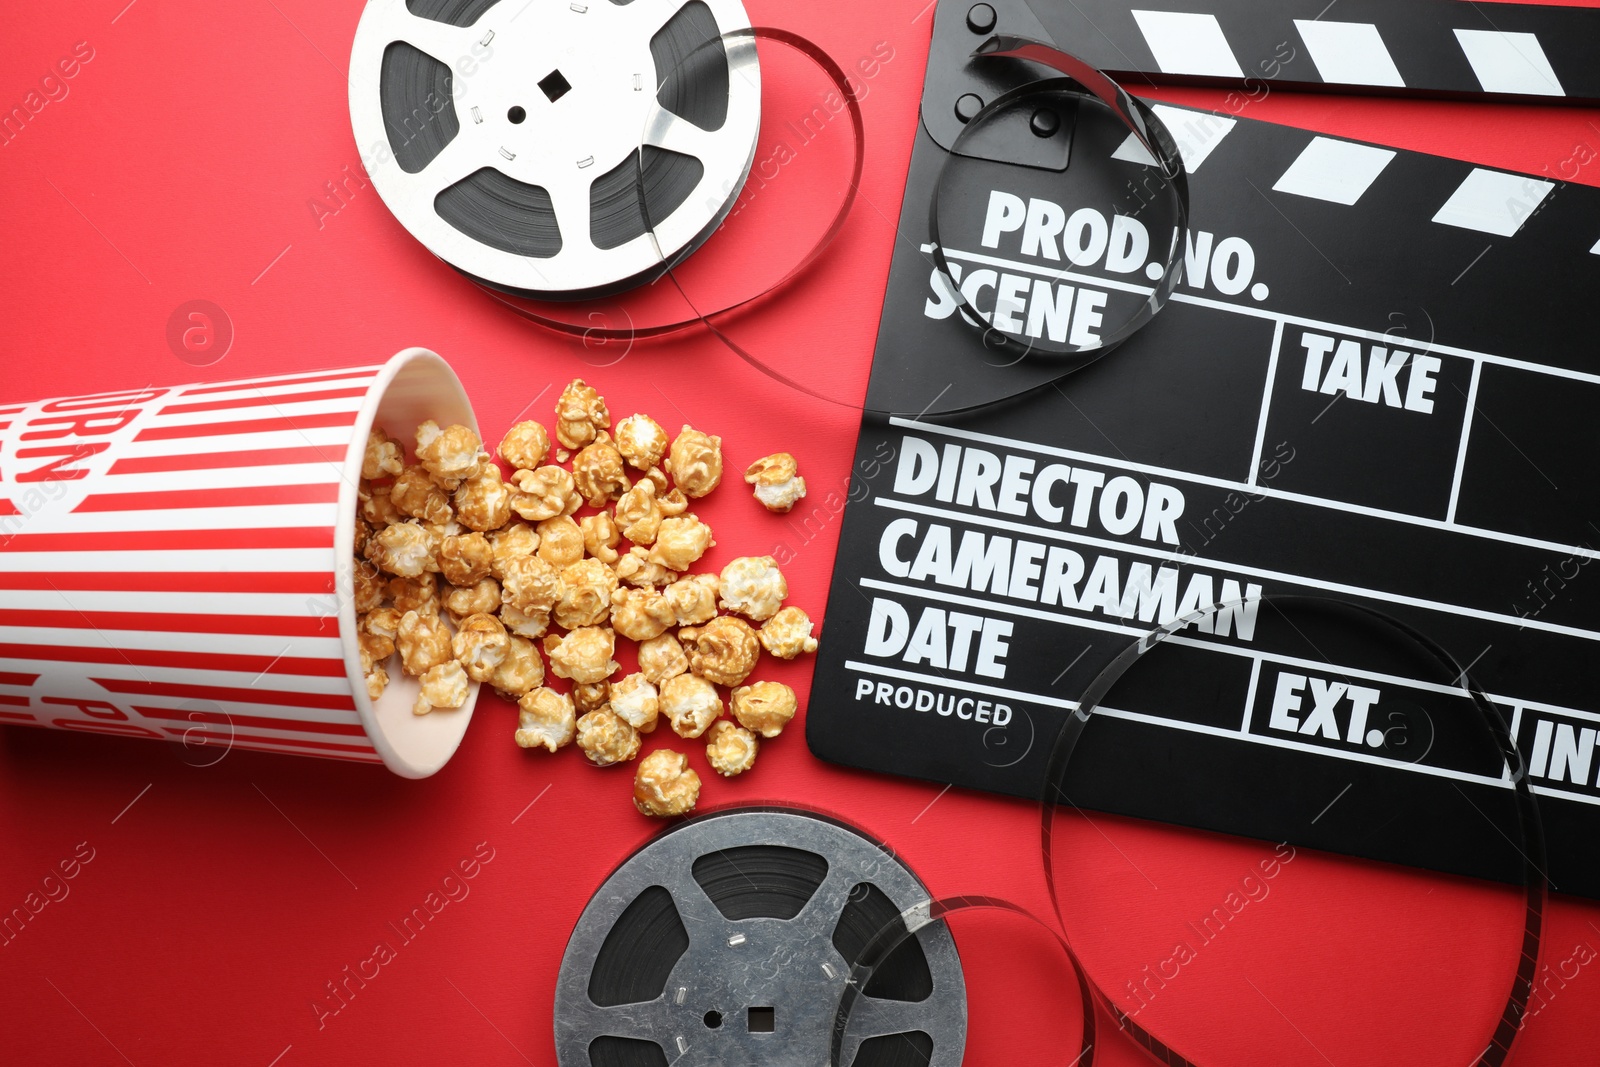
[810,0,1600,898]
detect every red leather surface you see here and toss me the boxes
[2,1,1597,1064]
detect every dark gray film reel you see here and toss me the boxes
[554,808,967,1067]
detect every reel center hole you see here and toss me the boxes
[539,69,572,102]
[702,1010,722,1029]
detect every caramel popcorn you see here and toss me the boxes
[489,522,539,581]
[363,427,405,480]
[358,639,380,676]
[369,396,806,806]
[648,514,715,571]
[491,635,544,697]
[437,532,494,587]
[516,687,575,752]
[613,480,663,546]
[633,749,700,817]
[554,558,617,630]
[731,681,798,738]
[614,413,668,471]
[442,577,501,621]
[543,626,619,684]
[366,521,438,578]
[421,519,462,561]
[572,681,610,714]
[416,421,483,491]
[454,465,512,532]
[660,673,722,739]
[358,617,395,659]
[353,560,386,613]
[718,556,788,621]
[581,512,621,565]
[365,661,389,701]
[658,487,690,517]
[499,602,551,639]
[396,610,453,676]
[359,483,404,527]
[453,612,510,682]
[637,632,689,686]
[744,452,807,513]
[572,434,630,508]
[576,707,640,766]
[536,515,585,568]
[616,546,676,589]
[610,673,659,733]
[358,633,393,703]
[758,606,818,659]
[664,573,719,626]
[641,466,671,497]
[499,420,551,471]
[415,661,470,715]
[680,616,760,686]
[705,720,759,777]
[366,606,403,645]
[391,465,454,525]
[510,465,580,521]
[387,573,439,616]
[500,554,560,615]
[611,586,675,642]
[555,378,610,450]
[665,426,723,498]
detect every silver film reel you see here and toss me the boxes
[554,808,967,1067]
[349,0,761,299]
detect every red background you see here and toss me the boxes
[3,1,1599,1064]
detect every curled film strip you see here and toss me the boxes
[596,30,1193,412]
[823,598,1545,1067]
[1035,596,1546,1067]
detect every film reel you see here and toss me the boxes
[553,807,967,1067]
[348,0,761,299]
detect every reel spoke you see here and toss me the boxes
[406,132,487,204]
[644,109,719,166]
[546,175,596,260]
[561,994,678,1041]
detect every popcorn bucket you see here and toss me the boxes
[0,349,481,777]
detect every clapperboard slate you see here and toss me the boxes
[809,0,1600,898]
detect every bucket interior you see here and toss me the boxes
[338,350,482,778]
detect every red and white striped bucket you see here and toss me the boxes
[0,349,481,777]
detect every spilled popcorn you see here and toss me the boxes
[354,378,817,815]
